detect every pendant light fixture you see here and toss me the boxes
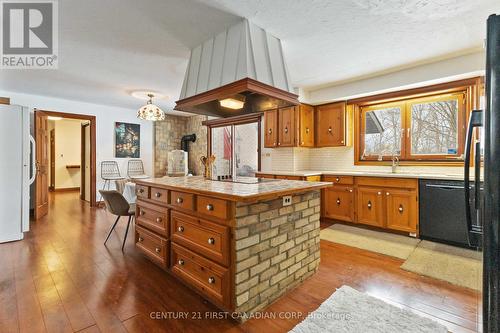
[137,93,165,121]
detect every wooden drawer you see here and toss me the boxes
[171,243,230,308]
[171,211,230,266]
[197,196,229,220]
[171,191,194,211]
[136,225,168,267]
[275,175,303,180]
[150,187,168,205]
[136,184,150,199]
[355,177,418,190]
[136,201,169,237]
[323,175,354,185]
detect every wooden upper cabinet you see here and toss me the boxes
[278,106,296,147]
[298,104,314,147]
[264,109,278,148]
[385,189,417,233]
[356,186,384,228]
[316,102,346,147]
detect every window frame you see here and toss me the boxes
[353,77,482,166]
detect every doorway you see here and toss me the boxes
[34,110,97,220]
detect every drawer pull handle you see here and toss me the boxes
[336,198,341,205]
[138,237,144,242]
[178,259,184,266]
[367,201,372,209]
[139,210,145,216]
[155,192,162,198]
[335,177,340,182]
[177,226,184,232]
[155,247,161,253]
[156,217,162,223]
[208,237,215,245]
[176,197,183,204]
[139,188,144,193]
[398,205,404,213]
[206,204,214,211]
[208,277,215,284]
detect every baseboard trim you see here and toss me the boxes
[54,187,80,192]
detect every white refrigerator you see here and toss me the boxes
[0,105,35,243]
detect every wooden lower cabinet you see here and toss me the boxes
[385,189,417,233]
[323,185,354,222]
[356,187,384,228]
[323,176,419,234]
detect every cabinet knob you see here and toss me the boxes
[177,226,184,232]
[284,127,288,134]
[278,142,281,146]
[335,177,340,182]
[328,127,332,133]
[386,192,390,196]
[268,128,272,134]
[138,237,144,242]
[301,141,304,145]
[139,210,145,216]
[398,205,404,213]
[178,259,184,266]
[176,197,183,204]
[377,191,381,195]
[156,217,162,223]
[341,140,344,144]
[208,277,215,284]
[367,201,372,209]
[138,188,144,193]
[155,247,161,253]
[336,198,341,205]
[206,204,214,211]
[347,189,353,193]
[208,237,215,245]
[154,192,161,198]
[305,127,310,134]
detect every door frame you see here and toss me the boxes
[35,109,97,208]
[49,129,55,191]
[80,122,90,201]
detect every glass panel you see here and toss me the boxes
[411,99,459,155]
[234,122,258,177]
[363,107,402,157]
[211,126,232,178]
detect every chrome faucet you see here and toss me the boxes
[391,155,399,173]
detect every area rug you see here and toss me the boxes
[401,240,482,291]
[320,224,420,259]
[289,285,447,333]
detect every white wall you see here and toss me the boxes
[53,119,83,189]
[0,90,154,198]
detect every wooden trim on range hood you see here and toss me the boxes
[174,77,299,116]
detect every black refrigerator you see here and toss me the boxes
[464,14,500,333]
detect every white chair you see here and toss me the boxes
[127,159,149,179]
[98,161,125,203]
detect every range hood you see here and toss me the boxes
[175,19,299,117]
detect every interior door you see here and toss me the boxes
[35,111,49,219]
[356,186,384,227]
[264,110,278,148]
[278,106,295,147]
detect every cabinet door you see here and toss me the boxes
[264,109,278,148]
[356,186,384,227]
[316,102,345,147]
[278,106,295,147]
[324,185,354,222]
[298,104,314,147]
[385,189,417,233]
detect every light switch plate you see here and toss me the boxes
[282,195,292,206]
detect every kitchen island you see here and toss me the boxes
[133,176,330,319]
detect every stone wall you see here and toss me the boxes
[185,115,208,176]
[233,190,321,315]
[154,115,187,177]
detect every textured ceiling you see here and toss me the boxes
[0,0,498,113]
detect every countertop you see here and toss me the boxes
[257,170,471,181]
[135,176,331,202]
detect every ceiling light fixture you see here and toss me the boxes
[137,93,165,121]
[219,96,245,110]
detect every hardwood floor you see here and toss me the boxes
[0,192,481,333]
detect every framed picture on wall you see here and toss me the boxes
[115,122,140,158]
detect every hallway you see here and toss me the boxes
[0,192,480,333]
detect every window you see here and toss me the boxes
[204,114,261,178]
[353,78,481,164]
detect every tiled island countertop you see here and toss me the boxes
[133,176,330,319]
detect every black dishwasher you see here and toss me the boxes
[419,179,479,249]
